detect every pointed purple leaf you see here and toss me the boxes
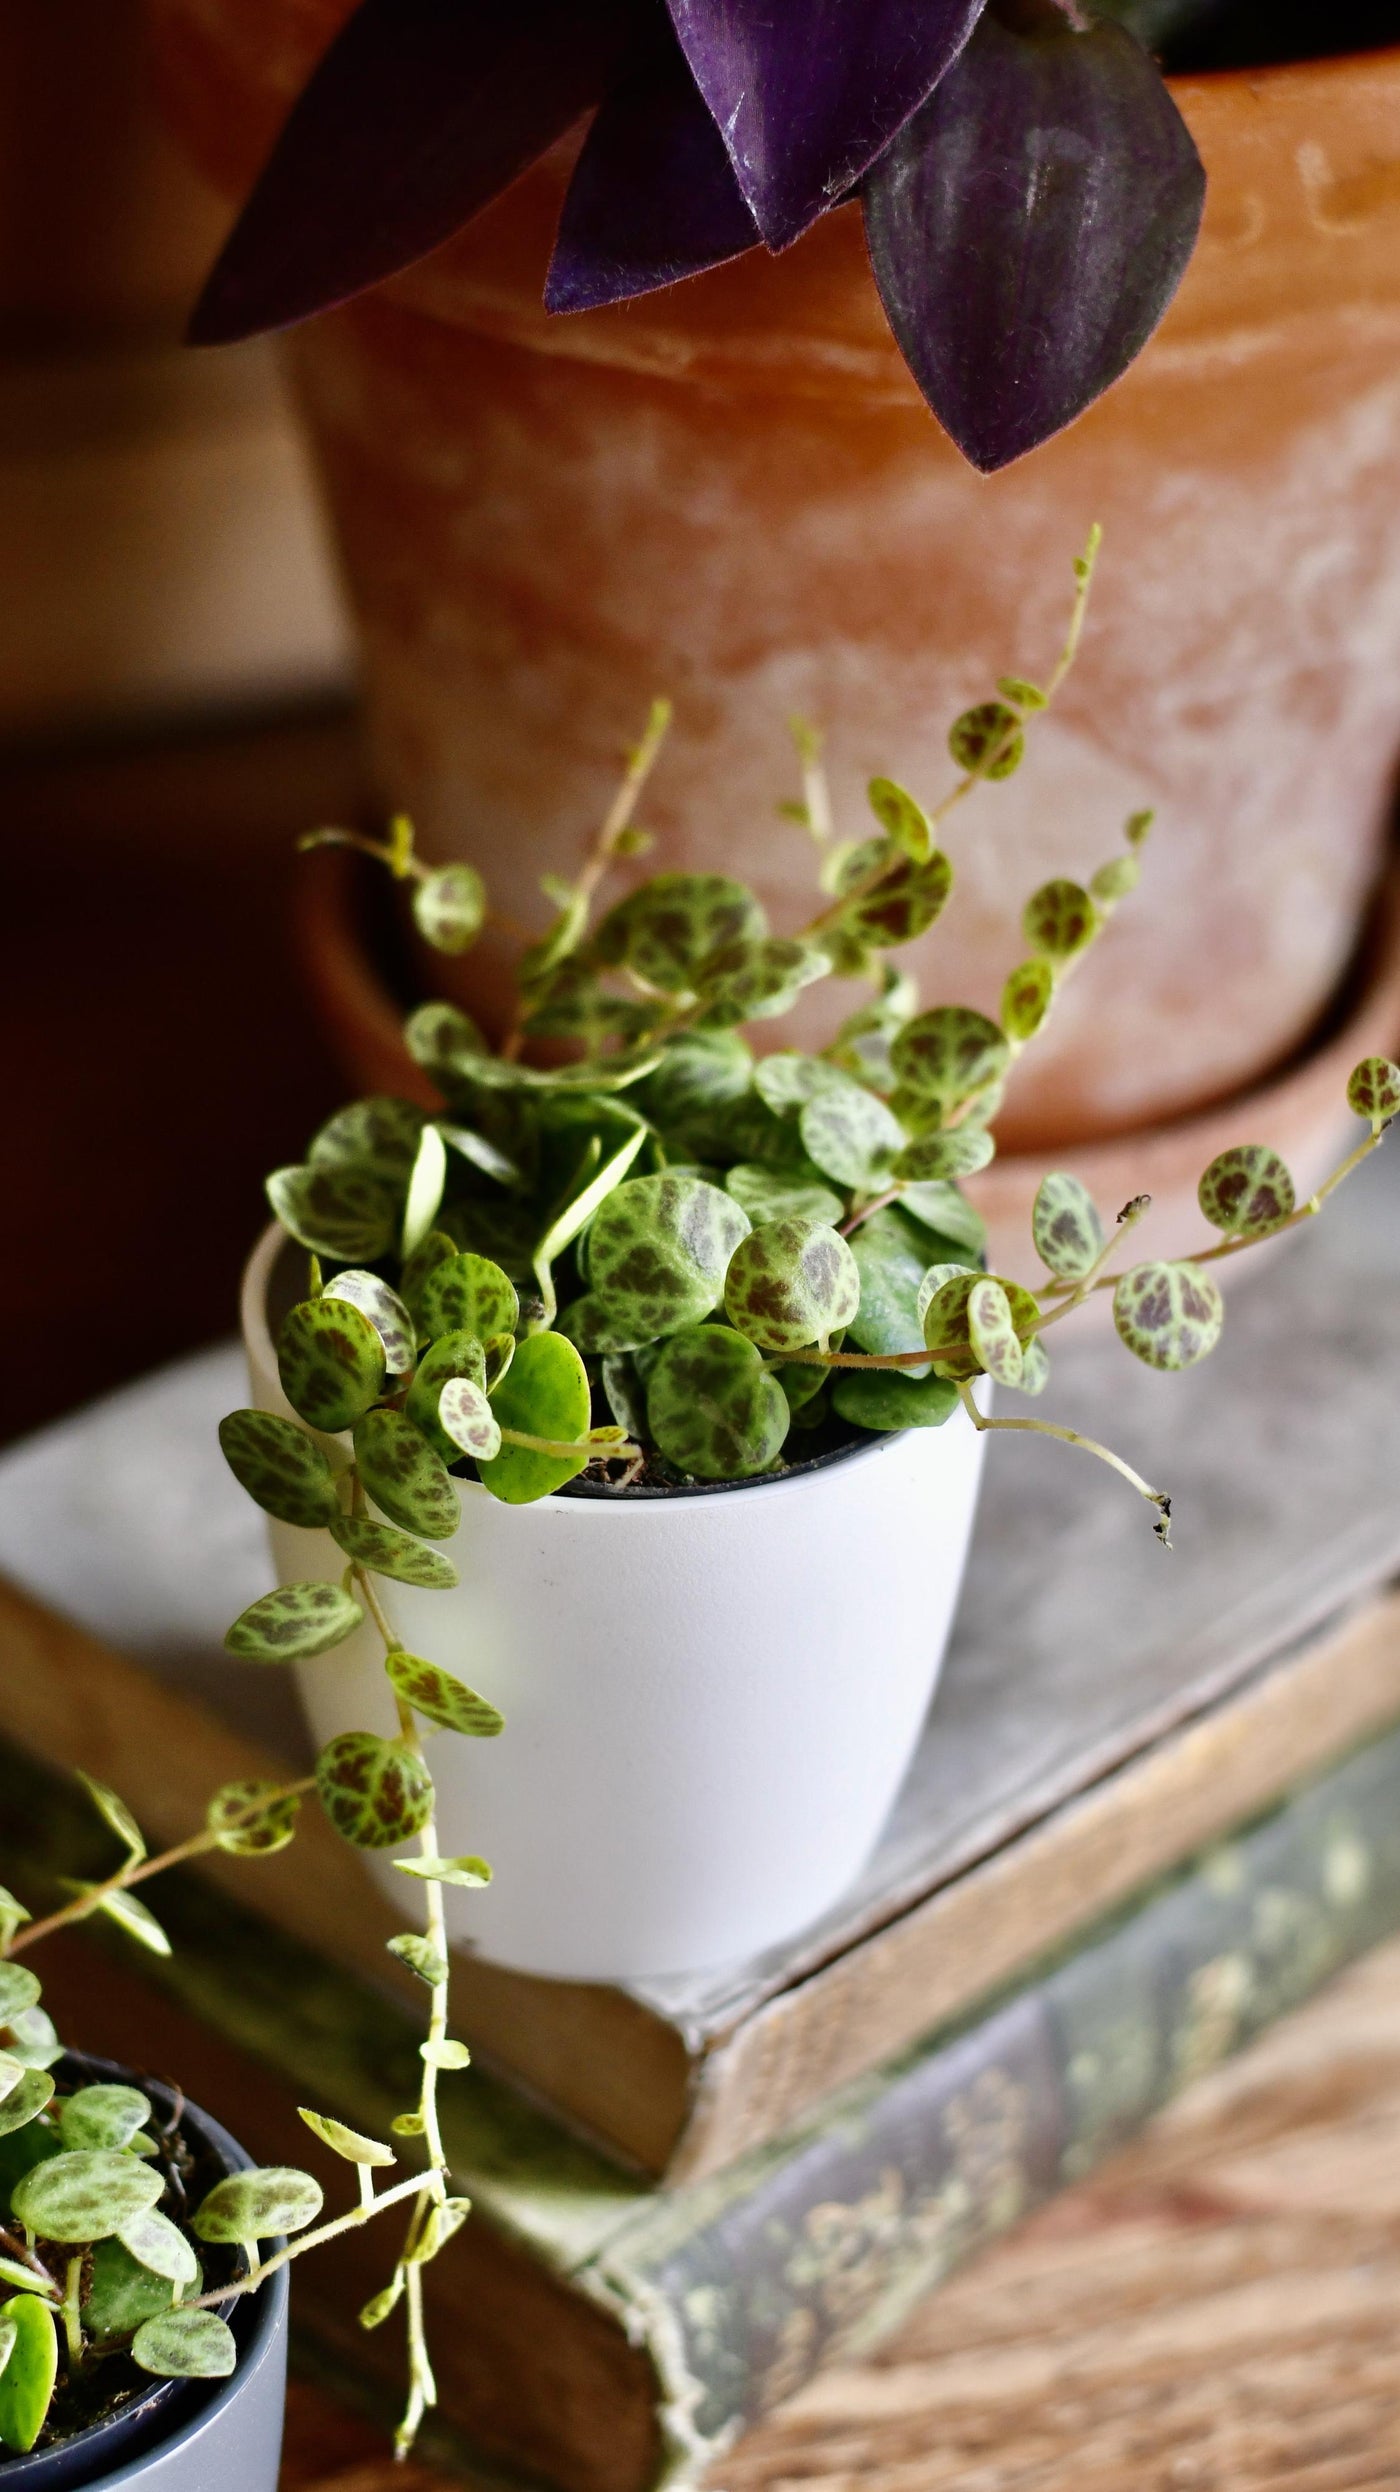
[863,9,1205,471]
[665,0,985,251]
[189,0,643,346]
[546,27,759,312]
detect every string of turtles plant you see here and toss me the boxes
[2,530,1395,2465]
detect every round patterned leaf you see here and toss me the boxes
[224,1581,363,1664]
[206,1778,303,1857]
[387,1934,448,1990]
[593,873,766,992]
[0,2070,55,2139]
[752,1052,836,1114]
[0,1967,40,2021]
[298,2110,395,2168]
[1032,1172,1105,1281]
[404,1000,489,1090]
[799,1081,903,1191]
[891,1007,1010,1111]
[3,2010,60,2073]
[416,1252,519,1348]
[84,2237,193,2342]
[587,1174,750,1341]
[556,1294,655,1356]
[277,1297,386,1435]
[400,1228,455,1323]
[898,1180,987,1262]
[192,2167,324,2246]
[56,2086,150,2153]
[693,937,827,1029]
[846,1205,938,1374]
[436,1377,502,1465]
[218,1411,341,1530]
[308,1096,426,1184]
[967,1279,1025,1386]
[646,1327,791,1481]
[353,1410,460,1541]
[726,1165,844,1227]
[1347,1055,1400,1128]
[404,1329,488,1463]
[639,1031,753,1129]
[831,1370,958,1432]
[1198,1145,1295,1238]
[479,1331,593,1505]
[1114,1262,1224,1371]
[835,849,953,951]
[316,1733,435,1850]
[893,1126,996,1181]
[866,777,932,862]
[114,2209,199,2288]
[724,1219,861,1355]
[0,2295,56,2454]
[1090,853,1141,905]
[132,2309,235,2382]
[922,1271,1041,1380]
[1022,879,1100,961]
[412,863,485,955]
[949,700,1024,779]
[13,2150,162,2243]
[266,1164,395,1264]
[386,1649,504,1738]
[328,1513,459,1589]
[1001,956,1055,1044]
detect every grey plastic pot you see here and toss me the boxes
[0,2063,287,2492]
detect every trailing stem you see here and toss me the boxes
[955,1383,1172,1543]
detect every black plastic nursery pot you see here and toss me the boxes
[0,2061,287,2492]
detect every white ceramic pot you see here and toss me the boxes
[241,1225,986,1981]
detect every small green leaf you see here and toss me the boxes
[267,1164,396,1264]
[386,1649,504,1738]
[218,1411,342,1529]
[480,1331,593,1503]
[1001,956,1056,1044]
[0,2296,57,2453]
[206,1778,303,1857]
[225,1580,364,1664]
[752,1052,834,1113]
[85,2238,190,2340]
[693,937,827,1029]
[831,1370,958,1431]
[57,2085,150,2152]
[298,2109,395,2167]
[0,2056,25,2107]
[400,1229,458,1329]
[132,2309,236,2380]
[395,1855,491,1888]
[115,2209,200,2288]
[308,1096,426,1184]
[593,872,766,992]
[359,2274,405,2329]
[997,675,1047,711]
[1032,1172,1105,1281]
[726,1163,845,1227]
[1022,878,1100,961]
[404,1331,489,1469]
[0,2263,52,2301]
[897,1181,987,1261]
[1,2011,59,2074]
[323,1271,416,1375]
[1125,807,1155,847]
[893,1127,996,1181]
[13,2150,162,2242]
[88,1889,171,1957]
[0,1892,30,1954]
[1197,1145,1296,1237]
[949,700,1024,778]
[0,2071,55,2139]
[867,776,932,862]
[891,1007,1010,1113]
[192,2167,324,2247]
[76,1773,145,1866]
[329,1513,458,1589]
[404,1000,489,1089]
[0,1967,41,2023]
[584,1175,750,1344]
[1114,1262,1224,1371]
[277,1296,386,1434]
[316,1733,435,1850]
[967,1279,1025,1386]
[830,845,953,950]
[354,1409,460,1540]
[438,1122,521,1186]
[387,1934,448,1988]
[1090,853,1140,905]
[413,862,485,955]
[416,1252,519,1348]
[922,1270,1041,1380]
[725,1219,861,1355]
[1347,1055,1400,1128]
[1017,1337,1051,1396]
[799,1080,903,1191]
[846,1204,940,1375]
[421,2039,472,2071]
[400,1121,449,1260]
[646,1325,790,1480]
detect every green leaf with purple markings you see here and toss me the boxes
[724,1218,861,1355]
[315,1733,435,1850]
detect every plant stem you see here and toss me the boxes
[6,1779,317,1957]
[60,2258,84,2371]
[498,1427,640,1462]
[185,2171,434,2308]
[0,2229,55,2290]
[955,1382,1171,1540]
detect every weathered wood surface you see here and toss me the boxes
[276,1935,1400,2491]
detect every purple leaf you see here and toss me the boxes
[189,0,643,346]
[546,26,759,312]
[666,0,985,251]
[863,6,1205,471]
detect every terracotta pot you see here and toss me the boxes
[296,846,1400,1308]
[150,6,1400,1148]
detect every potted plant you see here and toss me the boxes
[147,0,1400,1153]
[221,541,1399,1982]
